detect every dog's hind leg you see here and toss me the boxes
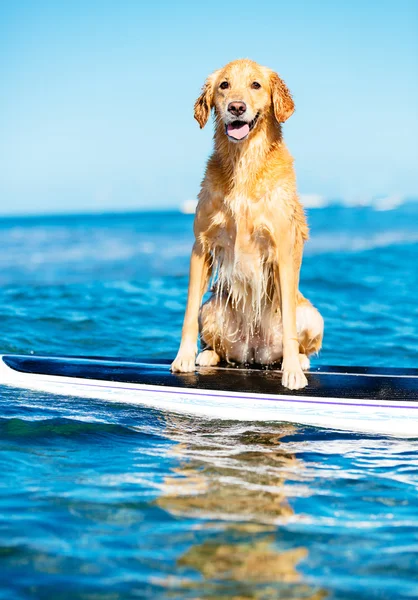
[199,294,251,364]
[198,296,223,364]
[296,295,324,367]
[196,349,221,367]
[298,353,310,370]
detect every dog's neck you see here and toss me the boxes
[213,110,284,192]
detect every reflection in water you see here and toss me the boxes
[154,417,328,599]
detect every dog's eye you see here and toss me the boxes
[251,81,261,89]
[220,81,229,90]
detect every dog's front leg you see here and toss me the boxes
[275,236,308,391]
[171,242,210,373]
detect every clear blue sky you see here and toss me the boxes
[1,0,417,215]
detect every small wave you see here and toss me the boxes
[306,231,418,254]
[301,194,417,211]
[0,416,146,443]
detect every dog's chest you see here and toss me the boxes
[205,208,275,279]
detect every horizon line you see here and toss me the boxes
[0,195,418,220]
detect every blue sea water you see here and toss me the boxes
[0,204,418,599]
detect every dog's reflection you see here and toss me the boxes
[154,414,327,599]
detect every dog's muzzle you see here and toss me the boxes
[225,113,260,141]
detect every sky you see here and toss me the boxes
[0,0,417,215]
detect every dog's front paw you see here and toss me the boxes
[171,346,197,373]
[282,362,308,390]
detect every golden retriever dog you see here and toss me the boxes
[171,59,323,390]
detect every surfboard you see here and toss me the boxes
[1,354,417,437]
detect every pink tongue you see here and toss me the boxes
[227,122,250,140]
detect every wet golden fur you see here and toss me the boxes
[171,59,323,390]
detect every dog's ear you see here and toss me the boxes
[270,72,295,123]
[194,71,218,128]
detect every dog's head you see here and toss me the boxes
[194,59,294,142]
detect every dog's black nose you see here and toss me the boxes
[228,101,246,117]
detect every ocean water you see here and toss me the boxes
[0,205,418,599]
